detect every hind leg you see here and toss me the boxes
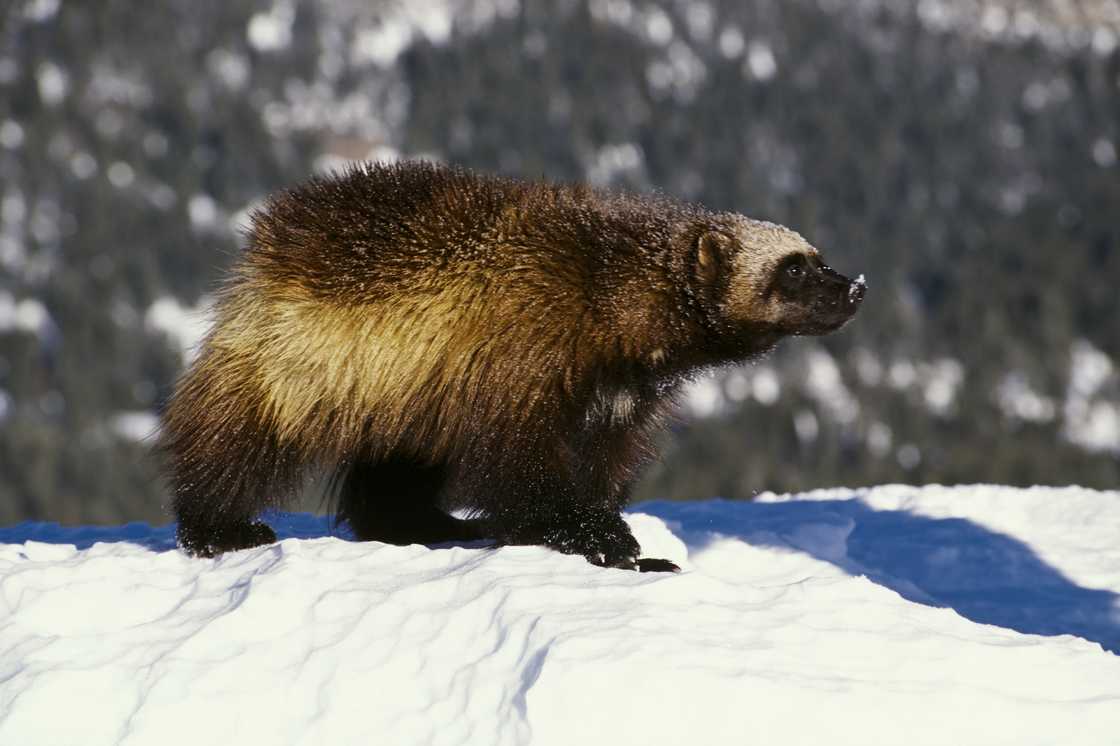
[336,457,485,545]
[162,359,302,557]
[165,415,300,558]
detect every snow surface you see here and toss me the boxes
[1,485,1118,745]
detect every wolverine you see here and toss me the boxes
[161,161,864,571]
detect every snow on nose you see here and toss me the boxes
[848,274,867,305]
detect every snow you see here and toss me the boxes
[0,58,16,86]
[644,8,674,45]
[888,357,917,388]
[896,441,922,470]
[751,364,781,403]
[69,151,97,180]
[206,49,250,91]
[35,61,68,106]
[109,410,160,442]
[1093,137,1118,167]
[1,191,25,226]
[106,161,135,189]
[717,26,746,58]
[0,120,24,150]
[0,291,51,336]
[1092,26,1118,54]
[921,357,963,414]
[585,142,644,186]
[1,485,1117,744]
[247,2,295,52]
[353,19,419,67]
[682,372,722,417]
[187,193,219,231]
[684,364,783,417]
[86,63,153,108]
[1065,339,1120,453]
[804,347,859,424]
[746,41,778,81]
[684,2,714,42]
[351,4,455,67]
[837,0,1120,54]
[866,420,893,456]
[849,272,867,301]
[997,371,1057,422]
[144,296,212,364]
[646,41,707,101]
[793,408,819,442]
[22,0,60,23]
[588,0,631,27]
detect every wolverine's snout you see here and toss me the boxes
[800,264,865,334]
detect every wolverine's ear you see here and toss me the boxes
[695,231,733,286]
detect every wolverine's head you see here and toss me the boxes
[690,214,864,343]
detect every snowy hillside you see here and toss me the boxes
[1,485,1118,745]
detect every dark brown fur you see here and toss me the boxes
[161,161,863,569]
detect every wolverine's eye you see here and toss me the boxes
[786,263,804,279]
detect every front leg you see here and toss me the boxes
[486,467,679,573]
[539,512,679,573]
[539,507,641,569]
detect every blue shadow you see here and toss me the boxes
[635,497,1120,655]
[0,511,346,553]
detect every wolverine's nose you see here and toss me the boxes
[818,265,865,312]
[847,274,867,306]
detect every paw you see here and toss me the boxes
[566,518,642,569]
[520,512,637,568]
[577,527,681,573]
[178,521,277,557]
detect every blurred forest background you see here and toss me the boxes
[1,0,1118,526]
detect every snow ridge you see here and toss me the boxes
[1,485,1118,745]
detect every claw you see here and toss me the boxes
[636,557,681,573]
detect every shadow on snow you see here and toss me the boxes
[636,497,1120,655]
[0,511,346,554]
